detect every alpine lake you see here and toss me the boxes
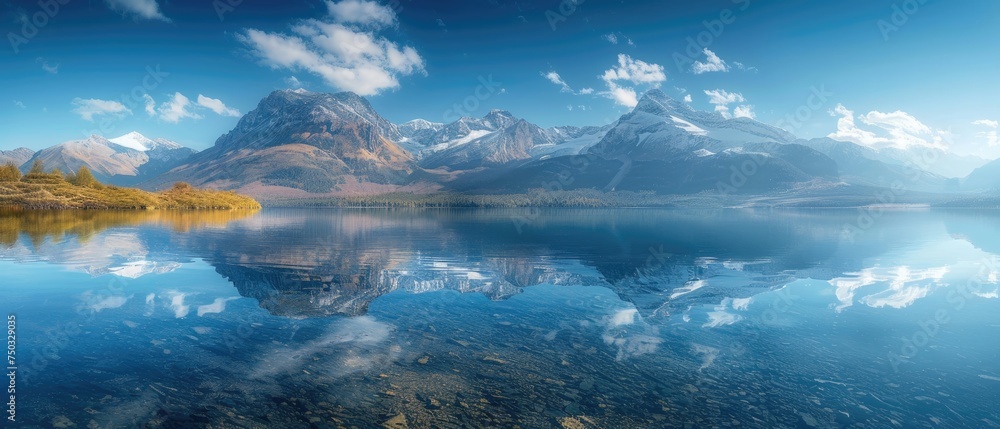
[2,208,999,428]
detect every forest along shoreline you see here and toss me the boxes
[0,161,260,210]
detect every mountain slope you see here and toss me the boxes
[420,117,559,170]
[451,90,836,195]
[0,148,35,167]
[588,89,795,161]
[21,133,195,185]
[963,158,1000,191]
[149,89,417,196]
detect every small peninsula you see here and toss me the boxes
[0,161,260,210]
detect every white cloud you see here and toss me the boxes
[683,94,692,103]
[72,98,131,121]
[238,5,424,96]
[973,119,999,146]
[704,89,744,105]
[284,76,305,89]
[828,104,886,146]
[734,61,757,73]
[861,110,931,135]
[692,48,729,74]
[579,87,594,95]
[605,83,638,108]
[601,54,666,108]
[158,92,202,123]
[828,103,946,150]
[104,0,170,22]
[13,100,25,109]
[703,311,742,328]
[603,32,633,46]
[704,89,751,119]
[543,71,572,93]
[326,0,396,27]
[196,94,241,117]
[196,297,238,317]
[37,57,58,74]
[79,291,130,313]
[602,54,666,85]
[142,94,156,116]
[733,104,755,119]
[609,309,638,327]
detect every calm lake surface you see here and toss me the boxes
[2,208,999,428]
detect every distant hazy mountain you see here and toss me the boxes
[962,158,1000,191]
[21,133,195,185]
[149,89,416,196]
[802,138,953,192]
[0,148,34,167]
[877,147,988,179]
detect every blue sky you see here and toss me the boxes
[2,0,999,158]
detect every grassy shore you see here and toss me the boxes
[0,163,260,210]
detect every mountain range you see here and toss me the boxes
[16,132,196,186]
[5,88,1000,202]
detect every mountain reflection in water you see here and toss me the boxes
[2,208,999,428]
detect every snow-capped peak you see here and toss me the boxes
[402,119,443,130]
[109,132,184,151]
[110,132,154,151]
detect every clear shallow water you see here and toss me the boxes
[2,208,999,428]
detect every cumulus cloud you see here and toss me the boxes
[704,89,744,106]
[828,103,947,150]
[733,105,755,119]
[683,94,692,103]
[104,0,170,22]
[692,48,729,74]
[196,94,241,117]
[601,54,666,108]
[237,1,424,96]
[579,87,594,95]
[602,54,666,85]
[72,98,132,121]
[158,92,202,123]
[704,89,752,119]
[828,104,886,146]
[139,93,240,122]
